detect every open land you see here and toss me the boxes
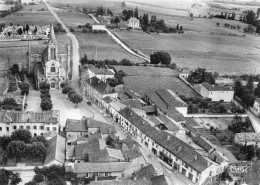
[114,65,200,97]
[75,32,143,63]
[53,7,96,27]
[113,27,260,75]
[0,3,57,25]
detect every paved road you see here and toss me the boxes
[89,14,150,62]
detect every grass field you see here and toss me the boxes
[0,3,57,25]
[113,27,260,75]
[53,8,96,27]
[75,32,143,63]
[114,66,200,97]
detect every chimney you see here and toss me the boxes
[133,176,137,180]
[207,161,211,167]
[223,153,225,156]
[178,146,182,152]
[167,135,171,140]
[27,116,30,122]
[194,155,197,161]
[117,136,120,141]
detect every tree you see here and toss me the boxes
[115,16,120,24]
[62,85,73,94]
[10,64,19,75]
[31,136,48,147]
[60,82,69,89]
[180,26,183,31]
[243,10,256,24]
[34,27,37,35]
[0,169,21,185]
[143,13,149,27]
[216,22,220,27]
[33,174,44,185]
[69,93,83,108]
[10,172,21,185]
[107,78,119,87]
[40,99,53,111]
[242,93,255,107]
[150,15,157,24]
[39,82,50,90]
[0,97,17,110]
[187,68,215,85]
[17,27,23,35]
[26,24,30,32]
[121,1,126,7]
[134,6,138,18]
[40,92,50,99]
[6,141,26,161]
[0,169,9,185]
[119,59,133,66]
[255,82,260,97]
[234,79,243,97]
[150,51,171,65]
[246,76,254,93]
[213,72,219,79]
[68,90,77,99]
[21,88,29,96]
[176,24,179,30]
[0,136,12,150]
[11,129,32,143]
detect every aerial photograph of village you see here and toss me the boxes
[0,0,260,184]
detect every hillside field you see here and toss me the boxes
[75,32,143,63]
[114,66,200,97]
[0,3,57,25]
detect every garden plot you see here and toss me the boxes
[114,66,199,97]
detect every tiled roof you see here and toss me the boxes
[119,108,211,173]
[181,68,192,74]
[44,135,65,165]
[106,148,124,160]
[185,117,200,126]
[0,110,59,123]
[255,98,260,104]
[208,151,226,164]
[92,68,114,75]
[103,96,113,104]
[124,89,141,99]
[88,119,116,134]
[86,76,115,95]
[34,62,45,78]
[122,146,143,161]
[29,44,47,54]
[109,100,127,112]
[149,116,162,126]
[192,135,214,152]
[120,99,143,110]
[121,137,140,149]
[201,82,233,91]
[66,119,87,132]
[168,113,186,123]
[134,164,155,180]
[74,162,130,173]
[89,179,152,185]
[142,106,157,114]
[151,175,168,185]
[157,115,179,132]
[43,131,58,140]
[145,89,186,115]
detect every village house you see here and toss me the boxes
[83,76,118,107]
[86,66,115,81]
[44,135,65,166]
[234,132,260,148]
[195,82,234,102]
[145,89,188,116]
[0,110,59,137]
[92,23,106,31]
[127,17,140,29]
[179,68,192,79]
[65,117,116,140]
[252,98,260,117]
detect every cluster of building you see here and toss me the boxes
[64,116,165,184]
[79,65,245,185]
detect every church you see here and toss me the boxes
[27,25,71,89]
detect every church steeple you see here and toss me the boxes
[48,24,57,45]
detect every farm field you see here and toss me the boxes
[113,28,260,75]
[53,8,96,27]
[0,3,57,25]
[114,66,200,97]
[75,32,143,63]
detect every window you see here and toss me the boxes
[0,127,2,131]
[105,172,109,177]
[34,133,37,137]
[185,163,189,169]
[85,173,88,177]
[53,127,57,131]
[26,126,30,130]
[20,126,23,129]
[13,126,17,130]
[34,126,37,130]
[51,48,56,59]
[6,127,9,131]
[51,64,56,72]
[41,133,43,136]
[40,126,44,130]
[46,127,50,131]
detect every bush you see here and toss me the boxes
[60,82,69,88]
[39,82,50,90]
[150,51,171,65]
